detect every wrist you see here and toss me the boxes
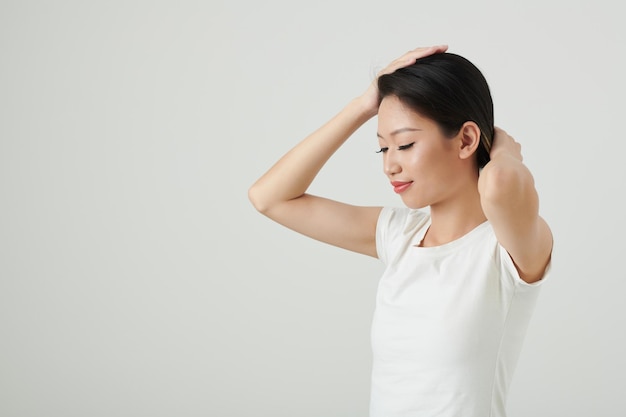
[350,95,378,121]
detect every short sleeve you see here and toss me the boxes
[376,207,429,265]
[376,206,396,265]
[497,242,552,290]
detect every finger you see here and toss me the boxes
[406,44,448,59]
[383,45,449,74]
[493,127,508,140]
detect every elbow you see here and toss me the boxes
[248,183,270,214]
[249,183,303,217]
[248,182,286,215]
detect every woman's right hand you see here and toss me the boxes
[359,45,449,117]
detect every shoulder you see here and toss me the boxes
[377,206,428,234]
[376,207,429,262]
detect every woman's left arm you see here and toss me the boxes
[478,127,553,283]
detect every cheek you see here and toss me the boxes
[407,146,454,179]
[406,146,434,169]
[425,141,457,163]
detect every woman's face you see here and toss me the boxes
[377,95,467,209]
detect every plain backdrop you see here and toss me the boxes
[1,1,625,416]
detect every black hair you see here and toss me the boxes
[378,52,494,168]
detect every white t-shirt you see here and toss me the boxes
[370,207,549,417]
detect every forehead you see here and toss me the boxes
[377,96,437,138]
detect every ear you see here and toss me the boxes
[457,121,481,160]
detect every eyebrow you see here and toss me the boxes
[377,127,422,140]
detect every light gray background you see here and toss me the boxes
[1,0,624,416]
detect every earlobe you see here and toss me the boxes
[458,122,481,160]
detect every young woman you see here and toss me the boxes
[248,45,553,417]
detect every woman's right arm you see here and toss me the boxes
[248,45,448,258]
[248,97,382,257]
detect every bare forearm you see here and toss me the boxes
[248,97,374,213]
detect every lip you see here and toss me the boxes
[391,180,413,194]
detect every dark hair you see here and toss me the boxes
[378,52,494,168]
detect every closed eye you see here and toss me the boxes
[375,142,415,153]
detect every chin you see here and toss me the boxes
[400,197,429,210]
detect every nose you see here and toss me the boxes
[383,153,401,176]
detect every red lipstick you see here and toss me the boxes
[391,181,413,194]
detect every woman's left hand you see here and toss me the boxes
[490,127,523,162]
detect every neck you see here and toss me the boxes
[420,181,486,247]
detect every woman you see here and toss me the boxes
[248,45,553,417]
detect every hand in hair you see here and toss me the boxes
[489,127,523,162]
[360,45,448,117]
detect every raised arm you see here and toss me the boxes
[248,46,448,258]
[478,127,553,283]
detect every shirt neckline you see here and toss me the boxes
[412,217,491,256]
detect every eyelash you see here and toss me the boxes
[375,142,415,153]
